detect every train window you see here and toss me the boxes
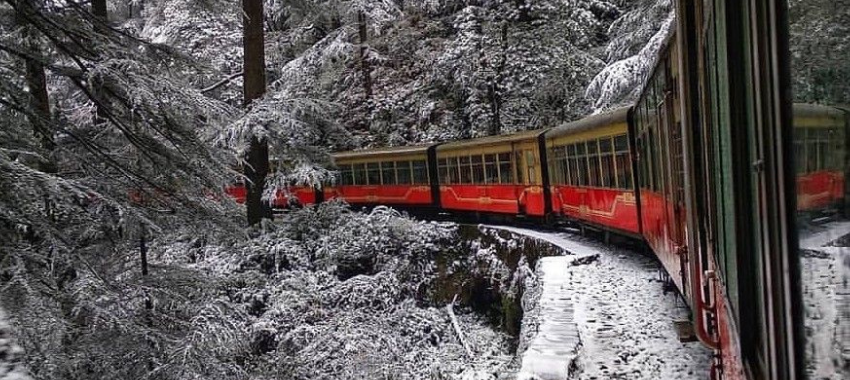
[459,156,472,183]
[806,135,819,172]
[566,144,577,186]
[497,153,513,184]
[587,140,600,187]
[339,164,354,186]
[471,155,484,183]
[793,130,807,174]
[484,154,498,183]
[397,161,411,184]
[515,152,525,184]
[575,143,588,186]
[525,151,537,184]
[448,157,460,184]
[381,161,396,185]
[353,163,366,185]
[599,138,615,188]
[438,158,449,183]
[366,163,381,185]
[553,146,568,185]
[412,160,428,184]
[614,135,631,189]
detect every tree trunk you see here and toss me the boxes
[357,11,372,130]
[91,0,110,126]
[92,0,107,20]
[16,2,55,173]
[242,0,270,226]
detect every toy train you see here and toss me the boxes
[227,0,849,376]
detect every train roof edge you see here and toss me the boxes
[546,106,631,139]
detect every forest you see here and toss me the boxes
[7,0,844,379]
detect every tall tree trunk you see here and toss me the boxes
[91,0,109,126]
[242,0,269,226]
[16,2,55,173]
[357,11,372,130]
[92,0,107,19]
[488,22,508,136]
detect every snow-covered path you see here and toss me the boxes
[485,225,711,379]
[517,256,581,380]
[798,221,850,379]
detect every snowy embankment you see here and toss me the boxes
[0,308,30,380]
[798,221,850,380]
[484,225,711,380]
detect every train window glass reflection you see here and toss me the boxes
[381,161,396,185]
[497,153,513,184]
[397,161,411,184]
[412,160,428,184]
[353,163,366,185]
[789,0,849,376]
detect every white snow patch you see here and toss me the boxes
[799,220,850,249]
[485,225,711,379]
[517,256,581,380]
[798,221,850,380]
[0,308,31,380]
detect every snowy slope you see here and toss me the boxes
[486,225,711,379]
[0,308,30,380]
[799,221,850,380]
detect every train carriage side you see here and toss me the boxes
[325,144,437,208]
[792,103,846,213]
[435,130,550,217]
[633,34,690,298]
[544,107,641,237]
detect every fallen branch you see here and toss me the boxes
[200,71,244,94]
[447,294,474,359]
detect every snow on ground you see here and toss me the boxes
[798,220,850,380]
[486,225,711,380]
[0,308,30,380]
[517,256,581,380]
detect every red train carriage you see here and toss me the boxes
[792,103,846,212]
[545,107,640,236]
[225,158,320,209]
[633,36,690,298]
[435,130,550,217]
[324,144,437,207]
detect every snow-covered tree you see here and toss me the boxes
[585,0,673,112]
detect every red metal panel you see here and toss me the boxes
[640,190,686,293]
[322,185,433,205]
[553,186,639,234]
[439,184,545,216]
[271,186,317,207]
[715,281,745,380]
[796,170,844,211]
[225,184,247,204]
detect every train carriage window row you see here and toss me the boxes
[338,160,430,186]
[547,134,633,190]
[793,126,844,174]
[438,152,516,185]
